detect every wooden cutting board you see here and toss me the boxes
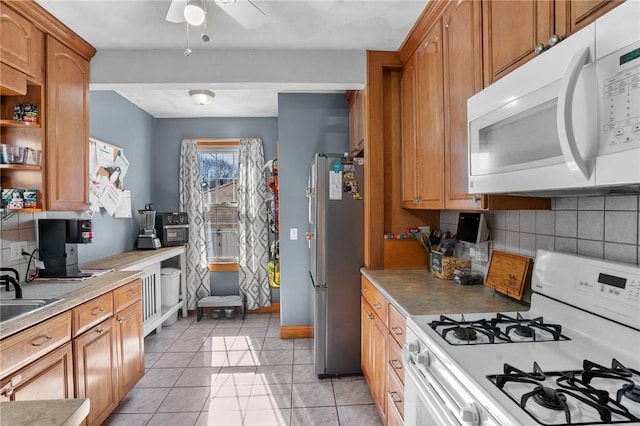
[485,250,532,301]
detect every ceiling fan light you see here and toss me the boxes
[189,90,215,105]
[184,3,205,26]
[218,0,236,5]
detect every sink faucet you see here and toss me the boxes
[0,268,22,299]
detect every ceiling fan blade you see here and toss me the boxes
[166,0,188,23]
[215,0,266,29]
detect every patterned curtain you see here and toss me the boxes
[179,139,210,310]
[238,138,271,309]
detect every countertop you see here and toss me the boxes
[0,270,143,339]
[81,246,185,270]
[0,398,89,426]
[361,268,529,318]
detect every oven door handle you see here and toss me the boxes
[163,224,190,229]
[403,347,462,425]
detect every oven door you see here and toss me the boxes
[402,346,461,426]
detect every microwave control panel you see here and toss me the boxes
[599,41,640,154]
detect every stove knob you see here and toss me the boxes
[408,341,419,354]
[461,403,480,426]
[416,351,430,367]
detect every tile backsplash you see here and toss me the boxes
[440,195,640,277]
[0,212,39,280]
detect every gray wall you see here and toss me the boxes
[152,117,278,296]
[277,93,350,327]
[78,91,156,263]
[152,118,278,212]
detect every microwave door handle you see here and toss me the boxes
[557,46,590,180]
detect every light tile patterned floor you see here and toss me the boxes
[103,313,383,426]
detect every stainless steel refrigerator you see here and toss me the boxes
[308,153,364,378]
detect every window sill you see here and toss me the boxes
[208,263,239,272]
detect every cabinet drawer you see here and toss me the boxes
[113,279,142,313]
[0,312,71,379]
[387,362,405,419]
[72,292,113,337]
[388,304,406,347]
[361,276,388,325]
[388,337,404,385]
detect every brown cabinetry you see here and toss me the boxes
[114,285,144,399]
[483,0,623,87]
[346,90,365,156]
[74,317,119,426]
[46,36,90,211]
[361,276,407,426]
[0,342,74,402]
[0,0,94,212]
[402,20,445,210]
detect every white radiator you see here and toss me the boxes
[142,271,158,323]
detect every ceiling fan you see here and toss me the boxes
[165,0,266,30]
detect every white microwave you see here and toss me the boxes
[467,1,640,196]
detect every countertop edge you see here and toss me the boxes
[360,268,411,318]
[0,398,89,426]
[0,270,144,339]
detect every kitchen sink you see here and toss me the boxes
[0,299,61,323]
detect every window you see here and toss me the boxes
[198,141,240,266]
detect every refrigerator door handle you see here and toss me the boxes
[309,271,326,289]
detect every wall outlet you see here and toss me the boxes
[474,242,490,262]
[10,241,27,261]
[290,228,298,240]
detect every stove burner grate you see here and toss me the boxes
[494,313,567,342]
[431,315,506,345]
[489,359,640,425]
[623,386,640,403]
[452,326,478,341]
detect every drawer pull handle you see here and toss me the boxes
[373,302,382,310]
[91,307,106,316]
[96,328,105,334]
[389,391,402,403]
[0,375,22,397]
[391,326,404,335]
[390,359,403,370]
[30,335,53,347]
[117,311,135,324]
[126,290,138,298]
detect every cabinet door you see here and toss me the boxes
[0,342,73,401]
[361,297,373,382]
[482,0,555,86]
[415,20,445,209]
[115,301,144,399]
[74,318,118,426]
[443,0,485,210]
[400,56,418,208]
[371,314,388,422]
[0,5,44,82]
[348,90,365,156]
[557,0,624,35]
[46,36,90,211]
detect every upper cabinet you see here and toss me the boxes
[483,0,624,86]
[46,36,90,211]
[482,0,555,86]
[346,90,365,157]
[402,21,445,210]
[0,0,95,212]
[442,0,484,210]
[0,5,44,83]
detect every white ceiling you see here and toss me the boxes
[35,0,428,118]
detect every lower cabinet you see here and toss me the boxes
[74,318,119,426]
[361,276,406,426]
[0,342,74,401]
[115,300,144,399]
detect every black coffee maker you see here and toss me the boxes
[38,219,93,278]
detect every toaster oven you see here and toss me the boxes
[155,212,189,247]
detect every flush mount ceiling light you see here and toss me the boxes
[217,0,236,4]
[189,89,215,105]
[184,0,205,26]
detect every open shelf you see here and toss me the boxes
[0,164,42,170]
[0,119,40,128]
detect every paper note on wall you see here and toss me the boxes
[114,190,132,218]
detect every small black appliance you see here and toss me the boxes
[38,218,93,278]
[155,212,189,247]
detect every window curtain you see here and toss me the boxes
[238,138,271,309]
[179,139,210,310]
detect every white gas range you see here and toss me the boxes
[403,249,640,426]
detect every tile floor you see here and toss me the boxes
[103,312,383,426]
